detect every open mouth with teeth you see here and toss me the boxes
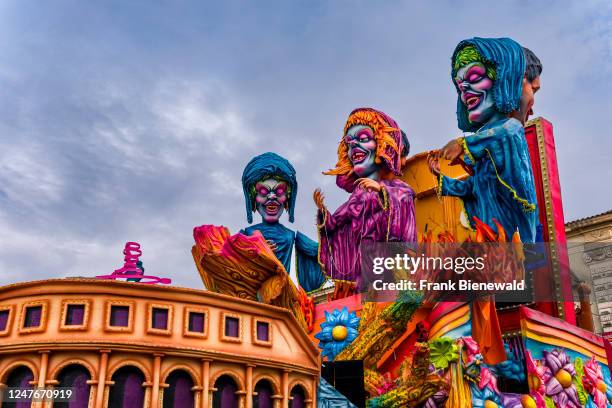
[351,148,369,164]
[464,92,482,110]
[264,202,281,215]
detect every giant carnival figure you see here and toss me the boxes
[428,37,540,243]
[192,152,325,330]
[313,107,416,290]
[240,152,325,292]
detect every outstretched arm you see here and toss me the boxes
[439,174,474,198]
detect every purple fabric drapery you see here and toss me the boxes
[0,310,9,331]
[66,305,85,326]
[71,372,89,408]
[24,306,42,328]
[5,366,33,408]
[290,387,305,408]
[318,178,417,284]
[173,376,194,408]
[163,370,194,408]
[110,306,129,327]
[225,317,239,338]
[123,371,145,407]
[256,322,269,342]
[152,308,168,330]
[54,365,91,408]
[108,366,145,408]
[254,381,273,408]
[188,312,205,333]
[213,376,238,408]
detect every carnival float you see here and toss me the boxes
[0,36,609,408]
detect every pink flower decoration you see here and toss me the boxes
[542,349,580,408]
[525,351,547,408]
[462,336,480,364]
[583,357,608,408]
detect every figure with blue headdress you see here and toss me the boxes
[428,37,539,243]
[192,153,324,331]
[240,152,325,293]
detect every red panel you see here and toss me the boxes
[524,119,575,325]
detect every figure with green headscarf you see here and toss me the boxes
[428,37,539,243]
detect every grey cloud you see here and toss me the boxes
[0,0,610,288]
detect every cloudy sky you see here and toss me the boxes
[0,1,610,288]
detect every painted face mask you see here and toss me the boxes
[344,124,378,179]
[254,178,289,223]
[455,62,497,125]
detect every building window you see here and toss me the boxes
[111,306,130,327]
[253,380,274,408]
[20,301,48,333]
[147,304,172,335]
[226,317,239,337]
[163,370,194,408]
[25,306,42,328]
[184,307,208,338]
[60,300,90,331]
[0,306,13,336]
[152,308,168,329]
[290,385,306,408]
[256,322,269,341]
[6,366,34,394]
[66,305,85,325]
[56,364,91,408]
[252,317,272,346]
[105,301,134,333]
[213,375,238,408]
[108,366,145,408]
[220,313,242,343]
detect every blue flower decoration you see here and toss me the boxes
[314,307,359,361]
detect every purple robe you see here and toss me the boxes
[317,178,417,283]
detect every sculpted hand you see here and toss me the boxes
[265,239,278,251]
[354,178,381,193]
[427,152,441,176]
[440,138,464,162]
[313,189,327,212]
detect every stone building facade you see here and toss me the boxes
[0,278,320,408]
[566,210,612,337]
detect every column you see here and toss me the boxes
[95,350,111,408]
[201,359,211,408]
[311,376,318,408]
[281,370,289,408]
[0,383,7,408]
[245,364,254,408]
[150,353,163,408]
[37,350,50,387]
[32,350,51,408]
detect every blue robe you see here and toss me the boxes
[242,222,326,292]
[440,118,538,243]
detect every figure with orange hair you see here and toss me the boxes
[313,107,416,286]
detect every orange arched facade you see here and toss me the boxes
[0,278,320,408]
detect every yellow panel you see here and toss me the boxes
[401,152,474,242]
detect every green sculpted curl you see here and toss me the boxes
[453,45,496,80]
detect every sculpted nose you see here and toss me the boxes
[459,82,469,91]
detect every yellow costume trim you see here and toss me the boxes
[459,198,476,232]
[459,136,475,163]
[436,173,443,199]
[485,149,537,213]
